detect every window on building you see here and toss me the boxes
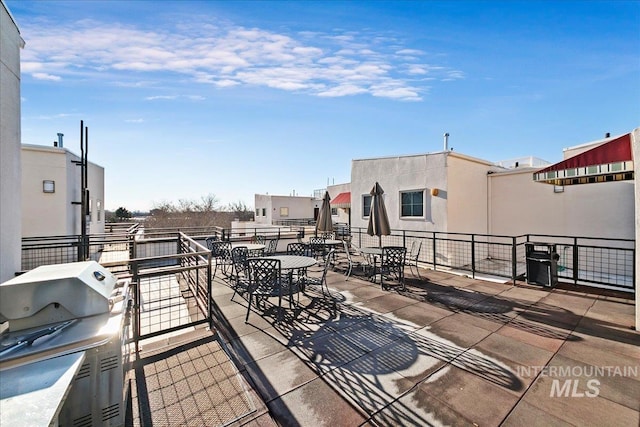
[256,209,260,216]
[97,200,102,221]
[363,194,372,217]
[331,207,337,216]
[401,190,424,217]
[262,208,266,216]
[42,180,55,193]
[280,207,289,217]
[88,199,92,222]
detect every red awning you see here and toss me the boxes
[533,133,634,185]
[330,192,351,208]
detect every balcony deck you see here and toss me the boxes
[126,264,639,426]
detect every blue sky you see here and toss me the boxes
[7,0,640,212]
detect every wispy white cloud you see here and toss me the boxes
[32,72,62,81]
[19,17,463,101]
[145,95,178,100]
[125,118,144,123]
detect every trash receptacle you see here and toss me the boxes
[525,242,559,287]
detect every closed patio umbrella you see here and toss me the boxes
[367,182,390,247]
[315,191,333,236]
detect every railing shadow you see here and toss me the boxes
[399,277,583,341]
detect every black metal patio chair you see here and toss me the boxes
[380,246,407,291]
[206,238,232,279]
[230,246,250,300]
[245,258,303,323]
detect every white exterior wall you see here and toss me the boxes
[351,153,449,232]
[632,128,639,331]
[489,167,634,239]
[22,145,105,238]
[87,161,105,234]
[351,152,498,234]
[254,194,317,225]
[327,182,350,225]
[0,2,24,281]
[447,154,498,235]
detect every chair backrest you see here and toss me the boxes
[382,246,406,267]
[231,246,249,276]
[287,242,311,257]
[321,249,335,279]
[309,237,325,245]
[205,236,219,250]
[342,240,352,261]
[321,232,335,240]
[247,258,281,292]
[410,241,422,259]
[209,240,231,258]
[264,239,278,255]
[252,235,266,245]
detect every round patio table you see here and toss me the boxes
[230,243,265,252]
[264,255,317,270]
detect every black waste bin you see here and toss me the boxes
[525,242,559,287]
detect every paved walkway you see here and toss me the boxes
[210,262,639,427]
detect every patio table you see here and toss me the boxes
[358,247,383,283]
[231,243,265,252]
[264,255,317,271]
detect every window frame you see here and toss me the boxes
[399,189,425,218]
[362,194,372,217]
[279,207,289,217]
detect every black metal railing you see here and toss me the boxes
[348,227,634,293]
[21,225,635,293]
[100,232,212,351]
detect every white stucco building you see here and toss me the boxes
[22,144,105,237]
[350,151,504,234]
[254,194,321,225]
[0,1,24,283]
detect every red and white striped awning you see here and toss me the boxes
[330,192,351,208]
[533,133,634,185]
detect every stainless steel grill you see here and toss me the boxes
[0,261,131,426]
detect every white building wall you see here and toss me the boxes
[631,128,639,331]
[447,153,498,235]
[87,161,105,234]
[489,167,634,239]
[326,182,350,225]
[0,2,24,281]
[254,194,317,225]
[351,153,450,232]
[351,152,498,234]
[22,144,105,238]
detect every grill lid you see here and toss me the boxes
[0,261,116,327]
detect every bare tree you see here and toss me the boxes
[145,194,239,230]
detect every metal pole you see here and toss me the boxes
[80,121,86,260]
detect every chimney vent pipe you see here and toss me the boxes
[605,132,611,138]
[57,133,64,148]
[443,133,450,151]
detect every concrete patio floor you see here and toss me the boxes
[132,261,639,426]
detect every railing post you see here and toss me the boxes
[512,236,517,285]
[402,230,406,249]
[207,253,213,329]
[471,234,476,279]
[572,237,579,285]
[432,231,437,270]
[77,235,83,262]
[131,259,140,355]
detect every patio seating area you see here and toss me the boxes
[127,259,639,426]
